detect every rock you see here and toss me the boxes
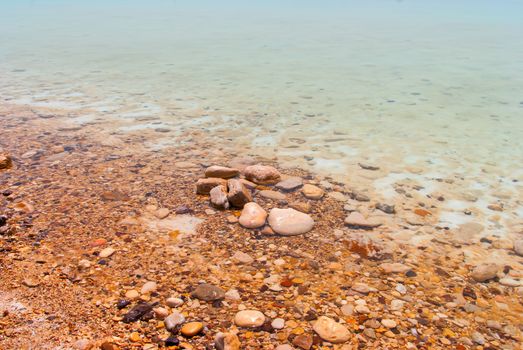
[214,332,241,350]
[99,247,115,258]
[390,300,405,311]
[340,304,353,316]
[328,191,347,201]
[180,322,204,337]
[289,202,311,213]
[302,184,324,200]
[155,208,170,219]
[0,154,13,169]
[243,164,281,184]
[239,202,267,229]
[292,334,313,349]
[379,263,410,274]
[228,156,256,171]
[358,162,379,171]
[351,283,371,295]
[376,203,395,214]
[165,311,186,331]
[276,177,303,192]
[240,179,257,190]
[73,339,91,350]
[122,302,154,323]
[381,319,397,328]
[100,342,118,350]
[153,307,169,319]
[268,208,314,236]
[259,190,286,201]
[175,161,198,169]
[196,178,227,195]
[210,185,230,210]
[514,239,523,256]
[232,251,254,264]
[234,310,266,327]
[225,289,241,300]
[166,297,184,307]
[205,165,239,179]
[191,283,225,301]
[227,179,252,208]
[125,290,140,300]
[141,281,157,294]
[471,263,499,282]
[471,331,485,345]
[312,316,352,344]
[271,318,285,329]
[344,212,381,229]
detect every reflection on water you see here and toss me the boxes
[1,0,522,231]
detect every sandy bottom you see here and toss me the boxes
[1,103,522,349]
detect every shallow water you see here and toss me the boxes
[1,0,522,231]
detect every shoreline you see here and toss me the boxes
[1,102,522,349]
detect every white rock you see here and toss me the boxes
[312,316,352,344]
[166,297,184,307]
[234,310,266,328]
[471,263,499,282]
[141,281,157,294]
[99,247,115,258]
[381,319,397,328]
[271,318,285,329]
[268,208,314,236]
[164,311,186,331]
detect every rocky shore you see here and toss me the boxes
[1,104,522,349]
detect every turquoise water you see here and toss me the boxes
[1,1,522,230]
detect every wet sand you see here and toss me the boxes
[1,102,522,349]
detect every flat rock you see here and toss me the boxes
[259,190,286,201]
[227,179,252,208]
[210,185,229,210]
[196,178,227,195]
[312,316,352,344]
[155,208,170,219]
[344,212,381,229]
[191,283,225,301]
[276,177,303,192]
[380,262,410,274]
[99,247,115,258]
[205,165,239,179]
[243,164,281,184]
[234,310,266,327]
[358,162,380,171]
[232,251,254,264]
[302,184,324,200]
[471,263,499,282]
[328,191,347,201]
[268,208,314,236]
[239,202,267,229]
[292,334,313,349]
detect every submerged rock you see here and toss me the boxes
[210,185,230,210]
[243,164,281,184]
[268,208,314,236]
[312,316,352,344]
[301,184,324,199]
[196,178,227,195]
[205,165,239,179]
[471,263,499,282]
[239,202,267,229]
[227,179,252,208]
[191,283,225,301]
[259,190,286,201]
[344,212,381,229]
[276,177,303,192]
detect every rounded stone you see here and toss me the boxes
[302,184,324,200]
[268,208,314,236]
[234,310,266,328]
[381,319,397,328]
[164,311,186,331]
[125,289,140,300]
[205,165,240,179]
[471,263,499,282]
[99,247,115,258]
[239,202,267,229]
[166,297,184,307]
[514,239,523,256]
[243,164,281,184]
[312,316,352,344]
[141,281,157,294]
[271,318,285,329]
[180,322,204,337]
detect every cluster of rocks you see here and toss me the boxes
[196,164,315,236]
